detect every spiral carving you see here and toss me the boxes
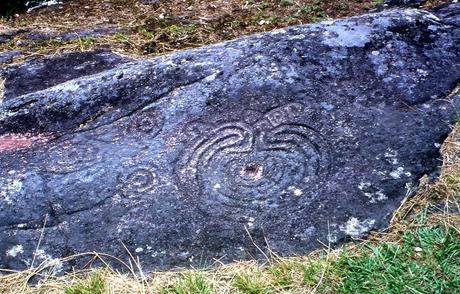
[176,102,331,217]
[117,164,158,197]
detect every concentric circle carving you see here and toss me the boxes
[117,163,159,198]
[175,102,332,218]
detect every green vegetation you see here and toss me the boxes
[65,272,106,294]
[337,226,460,293]
[233,271,271,293]
[1,0,400,63]
[0,1,458,293]
[161,273,213,294]
[52,219,459,294]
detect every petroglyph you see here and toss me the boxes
[176,103,331,219]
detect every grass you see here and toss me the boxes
[337,226,460,293]
[0,0,450,65]
[160,273,213,294]
[65,272,106,294]
[0,76,5,101]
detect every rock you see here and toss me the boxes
[1,50,131,100]
[0,1,61,15]
[26,1,64,13]
[0,28,27,44]
[0,7,459,271]
[432,2,460,26]
[0,50,21,64]
[370,0,426,13]
[57,26,127,42]
[139,0,160,4]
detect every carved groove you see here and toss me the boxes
[117,164,159,197]
[176,103,332,218]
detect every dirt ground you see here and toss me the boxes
[0,0,450,64]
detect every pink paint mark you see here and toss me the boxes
[0,133,53,152]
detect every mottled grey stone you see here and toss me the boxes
[1,50,131,100]
[0,6,459,272]
[0,50,21,64]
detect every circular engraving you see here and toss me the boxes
[44,140,100,174]
[182,121,210,139]
[117,163,158,198]
[92,107,165,143]
[125,108,164,138]
[175,102,332,219]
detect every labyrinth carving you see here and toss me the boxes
[175,102,332,218]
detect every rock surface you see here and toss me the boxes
[0,5,459,271]
[1,50,131,100]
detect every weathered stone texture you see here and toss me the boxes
[1,50,131,100]
[0,5,459,271]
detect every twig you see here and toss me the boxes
[243,225,271,264]
[31,213,49,269]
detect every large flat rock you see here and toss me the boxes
[1,50,131,100]
[1,5,459,271]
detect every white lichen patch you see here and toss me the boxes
[0,110,16,120]
[340,217,375,238]
[389,167,412,179]
[322,24,372,47]
[59,80,80,92]
[7,245,24,257]
[290,34,306,40]
[416,68,428,77]
[205,72,219,82]
[384,148,398,164]
[0,76,5,102]
[0,178,23,205]
[358,182,387,203]
[287,186,303,196]
[358,181,371,191]
[372,190,388,202]
[247,217,255,228]
[271,29,287,35]
[320,102,335,111]
[327,225,339,244]
[164,59,177,66]
[34,249,63,273]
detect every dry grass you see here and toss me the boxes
[0,75,5,101]
[0,0,450,65]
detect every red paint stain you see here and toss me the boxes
[0,133,52,152]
